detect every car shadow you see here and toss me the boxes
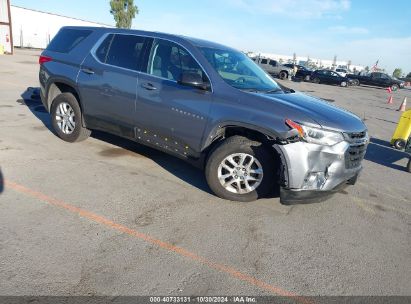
[92,130,212,194]
[0,168,4,194]
[365,138,409,171]
[18,87,282,199]
[17,87,54,132]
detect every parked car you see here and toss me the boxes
[347,72,405,90]
[311,69,355,87]
[335,68,349,77]
[251,57,293,79]
[39,27,368,203]
[284,64,313,81]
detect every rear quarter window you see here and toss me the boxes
[105,34,146,71]
[47,28,92,53]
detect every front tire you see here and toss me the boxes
[312,77,320,84]
[205,136,275,202]
[50,93,91,143]
[341,81,347,87]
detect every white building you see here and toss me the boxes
[0,0,12,53]
[10,5,110,50]
[248,52,364,72]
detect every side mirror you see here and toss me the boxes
[178,72,210,91]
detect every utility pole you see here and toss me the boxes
[332,55,337,69]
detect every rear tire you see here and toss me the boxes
[205,136,275,202]
[50,93,91,143]
[312,77,320,84]
[341,81,347,87]
[279,71,288,80]
[393,139,406,150]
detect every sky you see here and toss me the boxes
[11,0,411,74]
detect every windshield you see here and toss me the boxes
[199,47,281,92]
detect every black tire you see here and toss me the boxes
[304,75,310,81]
[391,84,399,91]
[353,79,360,86]
[50,93,91,143]
[393,139,406,150]
[312,77,320,84]
[407,159,411,173]
[279,71,288,80]
[205,136,275,202]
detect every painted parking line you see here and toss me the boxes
[4,179,312,304]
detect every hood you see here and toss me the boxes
[259,91,367,133]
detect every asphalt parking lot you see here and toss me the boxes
[0,49,410,297]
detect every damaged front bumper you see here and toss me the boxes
[277,134,368,204]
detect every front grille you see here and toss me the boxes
[346,131,367,140]
[344,131,368,169]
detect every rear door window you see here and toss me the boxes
[47,28,92,53]
[260,59,268,64]
[105,34,146,71]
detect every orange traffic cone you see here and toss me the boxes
[386,87,392,93]
[387,95,393,104]
[397,97,407,111]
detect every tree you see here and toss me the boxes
[392,68,402,78]
[110,0,139,29]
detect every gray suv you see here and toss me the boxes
[39,27,369,203]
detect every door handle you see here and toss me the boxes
[81,68,95,75]
[141,83,157,90]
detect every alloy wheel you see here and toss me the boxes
[217,153,263,194]
[55,102,76,134]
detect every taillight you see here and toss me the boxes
[285,119,304,137]
[39,55,52,65]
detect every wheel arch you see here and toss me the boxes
[46,80,86,127]
[201,123,290,188]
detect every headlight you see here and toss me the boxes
[286,119,344,146]
[301,125,344,146]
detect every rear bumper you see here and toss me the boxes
[277,138,367,204]
[40,89,48,112]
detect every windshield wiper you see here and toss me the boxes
[263,88,283,94]
[266,87,295,94]
[241,88,264,93]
